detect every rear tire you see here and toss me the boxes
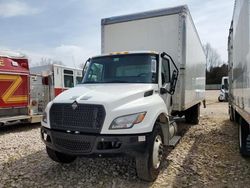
[185,104,200,124]
[239,118,250,157]
[229,106,234,122]
[135,123,164,181]
[46,147,76,163]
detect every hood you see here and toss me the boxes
[53,84,158,106]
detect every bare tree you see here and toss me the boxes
[79,62,85,69]
[203,43,222,70]
[78,58,90,69]
[34,57,64,66]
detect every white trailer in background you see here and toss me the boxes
[41,5,206,181]
[228,0,250,156]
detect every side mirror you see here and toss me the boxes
[221,85,225,90]
[168,70,178,95]
[160,71,178,95]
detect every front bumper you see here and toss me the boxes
[41,127,150,156]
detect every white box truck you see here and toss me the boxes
[41,5,206,181]
[218,76,229,102]
[228,0,250,156]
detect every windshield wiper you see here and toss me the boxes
[83,80,129,83]
[107,80,129,83]
[83,81,102,84]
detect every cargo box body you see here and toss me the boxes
[228,0,250,124]
[101,5,206,112]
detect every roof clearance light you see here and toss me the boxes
[11,61,19,67]
[110,51,129,55]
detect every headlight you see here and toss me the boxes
[109,112,146,129]
[42,112,47,123]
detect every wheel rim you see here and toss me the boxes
[152,135,163,169]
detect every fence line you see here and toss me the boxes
[206,84,220,90]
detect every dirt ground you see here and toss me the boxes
[0,90,250,188]
[152,90,250,187]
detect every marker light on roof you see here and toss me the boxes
[11,61,19,67]
[110,51,129,55]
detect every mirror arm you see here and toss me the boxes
[161,88,174,95]
[160,84,174,95]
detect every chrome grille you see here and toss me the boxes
[49,103,105,133]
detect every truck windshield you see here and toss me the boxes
[82,54,158,84]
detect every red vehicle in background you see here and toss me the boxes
[0,51,33,125]
[0,51,82,125]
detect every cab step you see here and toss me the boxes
[169,136,181,147]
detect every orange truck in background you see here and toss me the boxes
[0,51,82,126]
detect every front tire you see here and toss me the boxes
[218,96,224,102]
[135,123,164,181]
[46,147,76,163]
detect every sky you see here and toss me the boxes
[0,0,235,67]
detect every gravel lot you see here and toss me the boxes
[1,90,250,188]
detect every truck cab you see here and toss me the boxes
[41,51,179,181]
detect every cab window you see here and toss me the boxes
[64,69,74,88]
[76,76,82,85]
[86,63,104,82]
